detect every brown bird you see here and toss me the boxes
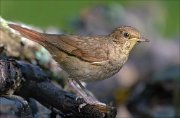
[8,24,149,107]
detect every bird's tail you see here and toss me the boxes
[8,24,45,44]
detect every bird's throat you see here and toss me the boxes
[121,41,137,55]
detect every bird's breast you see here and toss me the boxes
[52,47,128,82]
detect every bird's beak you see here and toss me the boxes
[138,37,149,42]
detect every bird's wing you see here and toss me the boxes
[43,34,109,62]
[8,24,109,62]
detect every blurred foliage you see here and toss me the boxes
[0,0,179,38]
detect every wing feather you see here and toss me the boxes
[43,34,109,62]
[8,24,109,62]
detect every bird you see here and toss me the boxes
[8,24,149,107]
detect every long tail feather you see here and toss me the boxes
[8,24,45,44]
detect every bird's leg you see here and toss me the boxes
[68,78,89,102]
[68,78,106,107]
[73,79,93,97]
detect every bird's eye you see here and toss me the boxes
[123,32,129,38]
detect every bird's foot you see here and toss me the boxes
[81,96,108,113]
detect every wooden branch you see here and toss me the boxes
[0,58,117,118]
[0,95,33,117]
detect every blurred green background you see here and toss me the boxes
[0,0,179,37]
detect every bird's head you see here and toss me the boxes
[110,26,149,55]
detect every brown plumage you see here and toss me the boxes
[8,24,149,81]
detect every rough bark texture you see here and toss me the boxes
[0,58,117,118]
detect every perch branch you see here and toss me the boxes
[0,58,117,118]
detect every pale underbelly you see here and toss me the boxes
[52,52,123,82]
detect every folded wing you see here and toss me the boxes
[9,24,109,62]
